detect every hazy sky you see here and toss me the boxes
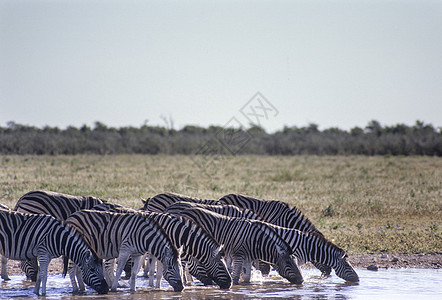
[1,0,441,132]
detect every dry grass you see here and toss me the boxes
[0,155,440,254]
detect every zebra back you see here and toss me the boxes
[14,190,106,221]
[167,206,303,284]
[219,194,320,234]
[142,192,219,212]
[0,209,108,294]
[164,201,262,220]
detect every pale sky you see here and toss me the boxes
[1,0,441,132]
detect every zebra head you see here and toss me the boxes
[274,245,304,284]
[79,250,109,294]
[161,244,184,292]
[205,245,232,289]
[332,252,359,283]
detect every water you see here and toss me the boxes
[1,268,441,300]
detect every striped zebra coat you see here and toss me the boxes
[15,190,106,220]
[65,210,184,292]
[262,222,359,282]
[92,203,232,289]
[219,194,332,275]
[0,203,10,281]
[160,201,270,280]
[1,203,38,282]
[164,206,304,285]
[4,190,107,281]
[141,192,219,212]
[0,208,108,295]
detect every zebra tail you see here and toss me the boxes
[62,256,69,278]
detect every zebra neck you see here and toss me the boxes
[53,225,90,266]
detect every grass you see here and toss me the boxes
[0,154,440,254]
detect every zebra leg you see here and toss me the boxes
[1,256,10,280]
[104,258,116,287]
[313,262,332,276]
[184,262,193,284]
[68,261,80,293]
[241,259,252,283]
[142,254,149,277]
[128,255,142,291]
[148,255,157,287]
[76,263,86,292]
[231,257,243,285]
[35,254,50,296]
[156,261,163,288]
[112,251,131,292]
[225,256,233,273]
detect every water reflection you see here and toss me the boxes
[0,269,440,299]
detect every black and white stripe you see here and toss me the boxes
[0,208,108,295]
[141,192,219,213]
[164,206,304,285]
[4,190,106,281]
[65,209,184,292]
[92,203,232,289]
[219,194,332,275]
[265,223,359,282]
[14,190,106,220]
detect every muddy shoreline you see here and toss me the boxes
[3,253,441,279]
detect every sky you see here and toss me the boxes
[1,0,441,132]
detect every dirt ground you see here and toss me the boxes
[3,253,441,279]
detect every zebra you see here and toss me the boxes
[2,190,107,281]
[253,220,359,282]
[65,209,184,292]
[0,208,108,296]
[158,201,271,278]
[91,203,232,289]
[219,194,332,275]
[141,192,219,212]
[0,203,11,281]
[164,205,304,285]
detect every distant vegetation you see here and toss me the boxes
[0,120,440,156]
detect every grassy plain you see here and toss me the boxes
[0,155,440,254]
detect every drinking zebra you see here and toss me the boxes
[164,206,304,285]
[219,193,332,275]
[266,223,359,282]
[91,203,232,289]
[65,209,184,292]
[3,190,107,281]
[141,192,219,212]
[0,208,108,296]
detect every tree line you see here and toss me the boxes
[0,120,440,156]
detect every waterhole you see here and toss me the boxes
[1,268,440,299]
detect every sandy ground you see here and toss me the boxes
[3,253,441,280]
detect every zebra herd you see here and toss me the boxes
[0,190,359,295]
